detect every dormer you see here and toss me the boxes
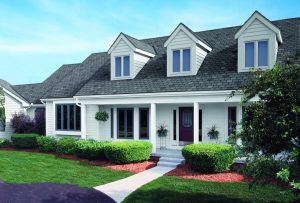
[164,23,212,77]
[108,33,155,80]
[235,11,282,72]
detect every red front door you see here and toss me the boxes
[179,107,194,142]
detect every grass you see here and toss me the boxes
[0,150,133,187]
[123,176,299,203]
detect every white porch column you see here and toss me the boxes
[81,104,87,139]
[113,107,117,141]
[193,102,199,144]
[150,103,157,153]
[133,107,139,141]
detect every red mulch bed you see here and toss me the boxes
[0,148,158,173]
[166,164,252,183]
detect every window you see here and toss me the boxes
[173,110,176,140]
[182,110,192,127]
[228,107,237,136]
[172,48,191,73]
[199,110,202,142]
[115,55,130,77]
[111,108,114,138]
[245,40,268,68]
[56,104,81,131]
[258,40,268,66]
[245,42,254,67]
[117,109,133,139]
[139,108,149,139]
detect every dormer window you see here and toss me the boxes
[115,56,130,77]
[172,48,191,73]
[245,40,268,68]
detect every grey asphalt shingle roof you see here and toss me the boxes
[122,33,156,55]
[0,79,28,102]
[2,17,299,103]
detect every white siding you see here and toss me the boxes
[45,101,53,136]
[0,93,24,139]
[242,19,274,37]
[169,30,194,47]
[112,38,132,55]
[156,104,172,148]
[133,53,150,77]
[196,46,207,72]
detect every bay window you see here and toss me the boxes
[56,104,81,131]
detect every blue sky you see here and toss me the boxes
[0,0,299,85]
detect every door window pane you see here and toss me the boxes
[123,56,130,76]
[245,42,254,67]
[173,50,180,72]
[115,57,122,77]
[183,49,190,71]
[139,109,149,139]
[182,111,192,127]
[258,40,268,66]
[228,107,237,136]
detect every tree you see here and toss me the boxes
[0,87,5,130]
[237,64,300,165]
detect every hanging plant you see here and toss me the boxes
[207,125,219,140]
[157,125,168,137]
[95,111,109,122]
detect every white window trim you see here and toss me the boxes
[244,39,269,69]
[170,47,192,75]
[115,55,131,79]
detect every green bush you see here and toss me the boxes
[75,139,110,160]
[37,136,57,152]
[11,134,40,148]
[56,137,77,155]
[105,141,152,164]
[0,138,9,148]
[243,157,288,182]
[182,144,236,173]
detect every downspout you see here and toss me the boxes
[75,98,82,107]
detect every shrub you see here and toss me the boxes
[33,109,45,135]
[182,144,235,173]
[37,136,57,152]
[0,138,9,148]
[243,157,288,183]
[11,134,40,148]
[104,141,152,164]
[10,113,35,134]
[75,140,110,160]
[56,137,77,155]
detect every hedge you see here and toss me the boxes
[56,137,77,155]
[104,141,152,164]
[0,138,9,148]
[75,139,110,160]
[182,144,235,173]
[37,136,57,152]
[11,134,40,148]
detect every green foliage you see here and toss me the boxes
[75,139,110,160]
[243,157,288,185]
[0,87,5,130]
[277,168,300,196]
[237,64,300,164]
[104,141,152,164]
[182,144,235,173]
[157,125,168,137]
[0,138,9,148]
[207,125,219,140]
[95,111,109,122]
[56,137,77,155]
[37,136,57,152]
[11,134,40,148]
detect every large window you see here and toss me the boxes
[56,104,81,131]
[172,48,191,73]
[110,108,114,138]
[115,55,130,77]
[139,108,149,139]
[228,107,237,136]
[117,108,133,139]
[245,40,268,68]
[173,110,177,140]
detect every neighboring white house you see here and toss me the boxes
[1,11,299,152]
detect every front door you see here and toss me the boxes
[179,107,193,142]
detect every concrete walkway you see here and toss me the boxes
[94,166,175,203]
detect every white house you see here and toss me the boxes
[1,11,299,153]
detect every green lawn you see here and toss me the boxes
[0,150,133,187]
[123,176,299,203]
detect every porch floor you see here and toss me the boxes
[152,149,183,159]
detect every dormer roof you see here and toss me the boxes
[164,23,212,52]
[235,11,283,43]
[108,33,156,57]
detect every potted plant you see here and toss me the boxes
[95,111,109,122]
[157,125,168,137]
[207,125,219,140]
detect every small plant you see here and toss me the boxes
[207,125,219,140]
[0,138,9,148]
[37,136,57,152]
[11,134,40,148]
[277,168,300,196]
[75,139,110,160]
[10,113,34,134]
[157,125,168,137]
[56,137,78,155]
[95,111,109,122]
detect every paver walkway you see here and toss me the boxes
[94,166,176,202]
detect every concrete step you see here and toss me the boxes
[159,157,185,164]
[157,161,180,167]
[152,152,184,159]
